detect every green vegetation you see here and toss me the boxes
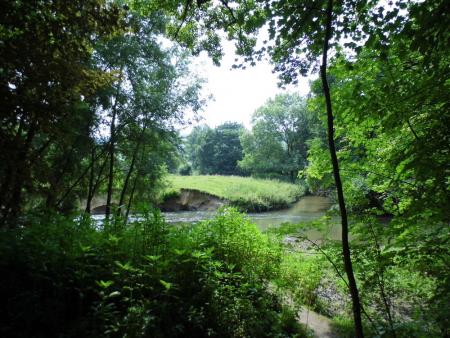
[1,0,449,337]
[183,123,245,176]
[164,175,305,211]
[267,218,447,337]
[181,96,321,183]
[239,93,321,182]
[0,209,309,337]
[0,2,202,222]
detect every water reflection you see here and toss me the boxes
[86,196,337,238]
[249,196,333,230]
[163,196,333,230]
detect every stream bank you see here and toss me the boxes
[161,193,336,234]
[159,189,226,211]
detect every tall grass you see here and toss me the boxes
[164,175,306,211]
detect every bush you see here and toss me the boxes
[178,165,192,176]
[0,209,308,338]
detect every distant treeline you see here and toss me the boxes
[179,93,323,182]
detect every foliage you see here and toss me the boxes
[267,217,449,337]
[295,2,450,334]
[0,210,309,338]
[0,0,123,222]
[276,251,324,307]
[2,0,449,336]
[185,122,245,176]
[239,93,318,182]
[0,3,204,223]
[88,8,203,218]
[163,174,305,211]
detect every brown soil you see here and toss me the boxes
[298,307,337,338]
[159,189,227,211]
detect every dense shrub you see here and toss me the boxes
[0,209,308,338]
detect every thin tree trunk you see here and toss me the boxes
[56,143,108,208]
[1,120,37,226]
[368,223,396,336]
[86,155,108,214]
[58,119,131,210]
[105,69,124,220]
[90,156,109,206]
[117,125,146,217]
[125,145,146,223]
[105,108,117,220]
[117,149,137,212]
[85,148,96,213]
[46,151,74,209]
[321,0,364,336]
[125,173,138,224]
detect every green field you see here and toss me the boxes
[163,175,305,211]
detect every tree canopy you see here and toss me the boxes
[185,122,244,175]
[239,93,317,181]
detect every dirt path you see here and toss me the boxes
[298,307,338,338]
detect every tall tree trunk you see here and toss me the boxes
[56,143,109,208]
[117,125,146,218]
[125,145,146,223]
[46,151,74,209]
[85,148,96,214]
[90,156,109,209]
[321,0,364,336]
[105,108,116,220]
[125,173,138,224]
[105,70,124,220]
[1,120,37,226]
[368,223,396,336]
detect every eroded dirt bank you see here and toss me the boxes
[159,189,227,211]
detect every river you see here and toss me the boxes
[89,196,339,239]
[162,196,340,239]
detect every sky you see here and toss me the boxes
[185,39,312,131]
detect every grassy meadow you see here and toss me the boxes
[163,175,305,211]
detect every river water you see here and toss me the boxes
[163,196,340,238]
[90,196,339,239]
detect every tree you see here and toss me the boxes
[0,0,122,225]
[151,2,448,332]
[210,122,244,175]
[239,93,314,181]
[86,9,203,219]
[0,2,204,223]
[302,0,450,334]
[185,122,244,175]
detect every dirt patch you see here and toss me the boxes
[159,189,227,211]
[298,307,338,338]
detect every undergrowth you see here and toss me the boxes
[0,208,308,338]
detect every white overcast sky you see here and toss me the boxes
[185,39,312,131]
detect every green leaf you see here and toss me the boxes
[108,291,121,298]
[115,261,133,271]
[159,279,172,290]
[96,280,114,289]
[143,254,161,262]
